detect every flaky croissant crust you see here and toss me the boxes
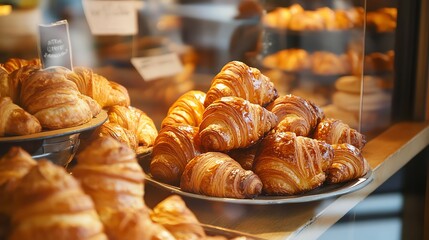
[161,90,206,128]
[0,97,42,137]
[313,118,366,150]
[199,96,278,152]
[150,195,206,240]
[150,124,200,185]
[180,152,263,198]
[326,143,370,184]
[267,94,324,136]
[20,67,101,129]
[10,160,107,240]
[204,61,278,107]
[254,131,334,195]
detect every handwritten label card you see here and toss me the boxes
[38,20,73,70]
[131,53,183,81]
[83,0,143,35]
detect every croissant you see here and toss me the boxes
[150,124,201,185]
[151,195,206,240]
[180,152,263,198]
[107,80,131,107]
[107,105,158,152]
[199,96,278,152]
[313,118,366,150]
[326,143,370,184]
[227,143,260,171]
[95,122,139,151]
[9,160,107,240]
[161,90,206,128]
[103,208,175,240]
[0,97,42,136]
[20,67,101,129]
[1,58,41,74]
[267,94,324,136]
[4,65,40,104]
[253,131,334,195]
[0,147,37,215]
[204,61,278,108]
[72,137,146,240]
[67,67,130,108]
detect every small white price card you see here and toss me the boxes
[131,53,183,81]
[82,0,143,35]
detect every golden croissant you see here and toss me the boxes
[67,66,130,108]
[150,124,201,185]
[95,122,139,151]
[151,195,206,240]
[199,96,278,152]
[1,58,41,74]
[102,208,175,240]
[267,94,324,136]
[107,105,158,150]
[0,147,37,215]
[72,137,146,240]
[5,65,40,104]
[180,152,263,198]
[204,61,278,107]
[253,131,334,195]
[20,67,101,129]
[9,160,107,240]
[313,118,366,150]
[326,143,370,184]
[0,97,42,136]
[161,90,206,129]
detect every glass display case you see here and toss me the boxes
[0,0,428,239]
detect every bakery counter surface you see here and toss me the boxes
[144,121,429,240]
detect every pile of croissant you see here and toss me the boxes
[150,60,370,198]
[0,58,158,153]
[0,138,247,240]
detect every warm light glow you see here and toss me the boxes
[0,5,12,16]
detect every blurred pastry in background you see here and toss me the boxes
[263,4,365,31]
[288,10,325,31]
[263,48,311,72]
[365,50,395,73]
[311,51,349,75]
[367,8,397,32]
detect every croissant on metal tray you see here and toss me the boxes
[253,131,334,195]
[67,66,130,108]
[0,97,42,137]
[107,105,158,152]
[151,195,206,240]
[161,90,206,128]
[5,65,40,104]
[180,152,263,198]
[150,124,201,186]
[20,67,101,129]
[199,96,278,152]
[313,118,366,150]
[9,160,107,240]
[326,143,370,184]
[267,94,325,137]
[204,61,278,107]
